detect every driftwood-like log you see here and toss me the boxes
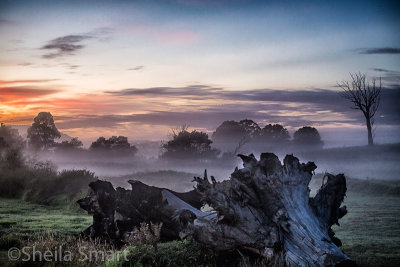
[77,180,203,244]
[78,153,350,266]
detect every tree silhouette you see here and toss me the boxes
[0,137,7,152]
[90,136,137,156]
[238,119,261,137]
[293,126,323,149]
[0,123,25,168]
[27,112,61,150]
[259,124,290,143]
[212,119,261,149]
[338,72,381,146]
[58,137,83,150]
[212,121,248,145]
[162,126,218,160]
[0,123,25,151]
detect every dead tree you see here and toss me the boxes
[78,153,351,266]
[338,72,381,146]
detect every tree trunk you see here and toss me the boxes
[78,153,351,266]
[366,116,374,146]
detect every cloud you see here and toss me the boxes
[359,47,400,54]
[128,66,144,71]
[59,63,80,70]
[17,62,33,66]
[41,35,93,59]
[372,68,391,73]
[106,85,223,97]
[0,86,60,102]
[0,19,13,25]
[104,85,400,127]
[53,109,283,129]
[53,103,358,132]
[40,27,115,59]
[371,68,400,88]
[107,85,343,108]
[0,79,60,86]
[90,27,115,42]
[2,80,399,140]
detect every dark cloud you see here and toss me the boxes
[359,47,400,54]
[371,68,400,88]
[128,66,144,71]
[0,19,12,25]
[372,68,391,72]
[107,86,342,108]
[55,109,296,130]
[102,85,400,128]
[106,85,223,97]
[40,27,115,59]
[41,35,92,59]
[54,104,360,132]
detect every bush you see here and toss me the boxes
[0,154,97,209]
[0,165,33,198]
[24,169,97,206]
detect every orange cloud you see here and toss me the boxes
[0,86,60,102]
[0,79,60,86]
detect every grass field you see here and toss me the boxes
[0,181,399,266]
[334,192,400,266]
[0,198,92,265]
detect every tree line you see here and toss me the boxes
[1,112,324,164]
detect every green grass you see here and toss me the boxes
[0,198,92,265]
[333,192,400,266]
[0,198,91,239]
[105,238,216,267]
[1,183,400,266]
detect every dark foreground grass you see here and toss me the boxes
[333,192,400,266]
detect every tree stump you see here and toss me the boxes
[78,153,350,266]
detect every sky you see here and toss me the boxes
[0,0,399,147]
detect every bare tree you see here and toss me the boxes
[338,72,381,146]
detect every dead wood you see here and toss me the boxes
[78,153,350,266]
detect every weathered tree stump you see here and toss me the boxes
[78,153,350,266]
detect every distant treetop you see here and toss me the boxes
[259,124,290,143]
[293,126,323,149]
[27,112,61,150]
[162,126,218,160]
[90,135,137,156]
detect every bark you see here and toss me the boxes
[78,153,351,266]
[366,116,374,146]
[77,180,204,244]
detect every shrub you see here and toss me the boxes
[24,169,97,206]
[127,222,163,247]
